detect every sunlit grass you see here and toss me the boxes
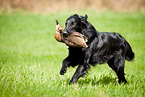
[0,11,145,97]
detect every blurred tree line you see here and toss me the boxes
[0,0,145,12]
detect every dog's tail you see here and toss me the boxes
[125,41,135,61]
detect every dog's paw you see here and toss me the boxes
[60,69,66,75]
[69,78,78,85]
[118,79,127,84]
[69,80,74,85]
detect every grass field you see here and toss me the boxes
[0,10,145,97]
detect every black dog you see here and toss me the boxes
[60,14,134,84]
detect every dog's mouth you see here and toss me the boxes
[55,19,88,48]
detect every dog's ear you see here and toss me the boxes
[80,14,88,21]
[84,14,88,20]
[80,20,87,29]
[80,14,88,29]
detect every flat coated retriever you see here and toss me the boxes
[59,14,134,84]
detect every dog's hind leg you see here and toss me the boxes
[107,54,127,84]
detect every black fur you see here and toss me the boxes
[60,14,135,84]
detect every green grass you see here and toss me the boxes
[0,10,145,97]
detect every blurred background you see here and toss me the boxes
[0,0,145,13]
[0,0,145,97]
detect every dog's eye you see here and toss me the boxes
[71,22,75,26]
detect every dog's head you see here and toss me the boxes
[62,14,88,37]
[62,14,97,41]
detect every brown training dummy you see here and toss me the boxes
[55,19,88,48]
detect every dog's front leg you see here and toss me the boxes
[69,50,91,84]
[60,57,70,75]
[69,65,88,84]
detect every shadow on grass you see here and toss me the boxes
[65,76,117,86]
[64,71,121,86]
[66,74,118,86]
[78,76,117,86]
[65,74,137,86]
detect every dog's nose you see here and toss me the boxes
[63,31,67,34]
[62,31,68,37]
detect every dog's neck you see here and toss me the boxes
[82,21,100,38]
